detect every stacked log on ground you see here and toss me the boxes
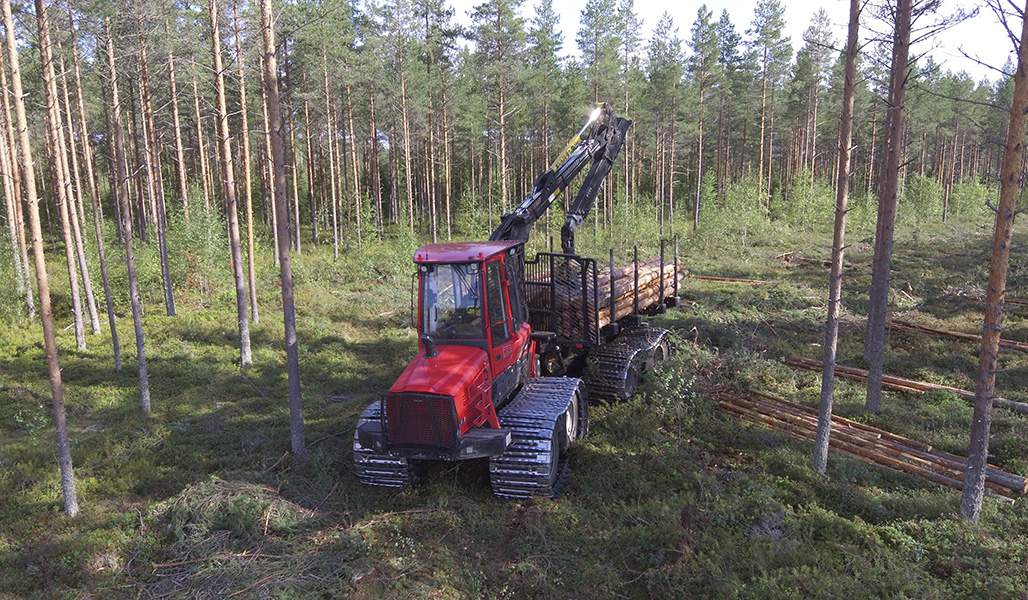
[888,318,1028,352]
[717,390,1026,501]
[786,356,1028,415]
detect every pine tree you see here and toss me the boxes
[688,5,719,230]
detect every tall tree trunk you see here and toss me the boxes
[138,24,176,316]
[57,48,102,337]
[261,0,305,456]
[369,93,382,241]
[695,79,705,231]
[960,0,1028,522]
[865,0,912,414]
[400,72,414,232]
[757,45,769,205]
[323,53,338,259]
[209,0,252,368]
[0,44,31,318]
[442,82,451,242]
[233,0,258,323]
[345,69,362,250]
[166,20,190,219]
[106,19,150,413]
[37,0,85,349]
[815,0,860,473]
[303,76,317,245]
[8,0,78,516]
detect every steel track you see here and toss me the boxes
[585,326,670,402]
[489,377,585,499]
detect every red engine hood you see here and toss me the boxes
[389,344,489,399]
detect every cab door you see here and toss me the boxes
[485,255,529,407]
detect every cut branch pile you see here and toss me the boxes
[595,258,686,330]
[786,356,1028,415]
[1005,297,1028,308]
[717,390,1026,501]
[888,317,1028,352]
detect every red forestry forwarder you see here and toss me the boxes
[354,104,676,498]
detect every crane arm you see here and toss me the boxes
[489,103,631,248]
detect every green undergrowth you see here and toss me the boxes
[5,206,1028,599]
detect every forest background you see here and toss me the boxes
[1,0,1026,596]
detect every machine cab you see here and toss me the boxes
[415,240,532,410]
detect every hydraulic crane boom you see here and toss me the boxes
[489,103,631,254]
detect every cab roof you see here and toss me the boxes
[413,240,522,264]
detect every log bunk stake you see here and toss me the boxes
[717,390,1027,502]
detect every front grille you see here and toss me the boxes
[385,393,458,447]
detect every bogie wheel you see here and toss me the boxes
[565,388,589,441]
[563,391,579,445]
[621,363,642,401]
[645,337,671,371]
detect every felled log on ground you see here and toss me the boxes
[888,317,1028,352]
[786,356,1028,415]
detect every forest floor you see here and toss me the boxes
[4,216,1028,599]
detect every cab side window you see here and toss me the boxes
[505,252,526,328]
[486,260,510,344]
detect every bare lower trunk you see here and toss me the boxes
[107,19,150,413]
[261,0,305,456]
[210,0,252,368]
[325,74,338,259]
[960,0,1028,522]
[0,44,33,318]
[233,0,258,323]
[814,0,860,474]
[139,28,175,316]
[166,20,189,219]
[38,0,85,350]
[259,63,279,266]
[345,70,361,250]
[193,75,212,214]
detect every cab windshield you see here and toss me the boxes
[421,264,485,340]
